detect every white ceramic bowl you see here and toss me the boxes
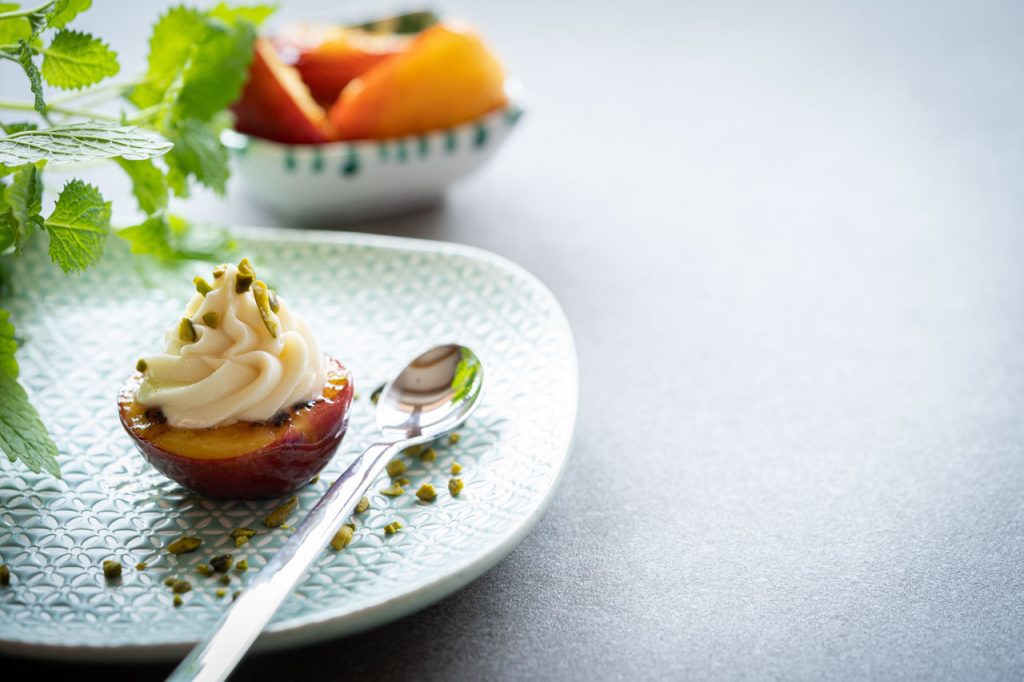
[222,86,525,223]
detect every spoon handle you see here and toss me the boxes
[167,441,402,682]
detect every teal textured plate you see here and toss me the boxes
[0,227,577,661]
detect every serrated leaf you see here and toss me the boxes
[0,122,172,165]
[129,6,208,110]
[131,6,256,121]
[0,3,32,46]
[0,371,61,477]
[44,178,109,273]
[42,29,118,89]
[46,0,90,29]
[165,118,229,195]
[208,3,276,26]
[3,162,43,252]
[0,308,17,379]
[115,157,167,214]
[118,212,234,262]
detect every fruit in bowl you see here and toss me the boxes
[118,259,353,499]
[222,11,525,222]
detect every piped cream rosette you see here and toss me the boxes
[135,259,326,429]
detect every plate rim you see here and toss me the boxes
[0,226,578,662]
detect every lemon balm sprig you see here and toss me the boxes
[0,1,275,479]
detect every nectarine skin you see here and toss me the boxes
[274,27,407,106]
[329,23,509,141]
[119,356,354,500]
[231,37,330,144]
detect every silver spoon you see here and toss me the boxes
[167,344,484,682]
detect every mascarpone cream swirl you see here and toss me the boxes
[135,262,326,429]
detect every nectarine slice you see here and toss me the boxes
[231,37,330,144]
[274,24,409,106]
[328,23,509,140]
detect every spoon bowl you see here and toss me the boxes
[378,344,483,442]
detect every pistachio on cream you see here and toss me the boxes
[135,260,326,429]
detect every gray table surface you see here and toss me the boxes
[5,0,1024,679]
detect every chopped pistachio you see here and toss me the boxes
[171,579,192,594]
[403,444,424,458]
[237,257,255,275]
[448,432,461,445]
[263,496,298,528]
[448,478,464,496]
[383,521,403,535]
[354,496,370,514]
[397,478,410,486]
[215,588,227,599]
[210,554,233,573]
[201,311,220,329]
[135,562,148,571]
[196,563,213,577]
[380,482,405,497]
[135,358,148,374]
[0,564,10,586]
[420,447,437,463]
[370,383,385,405]
[218,574,231,586]
[178,317,197,343]
[235,272,254,293]
[212,265,227,279]
[252,280,279,338]
[330,525,354,551]
[173,594,183,607]
[385,459,407,478]
[230,527,257,541]
[167,535,202,555]
[235,536,250,548]
[103,559,122,580]
[235,559,248,572]
[309,474,320,485]
[451,462,463,475]
[416,483,437,502]
[232,590,241,601]
[268,289,280,313]
[163,576,177,587]
[194,275,213,296]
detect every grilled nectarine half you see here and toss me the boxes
[119,356,353,499]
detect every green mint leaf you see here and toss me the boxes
[0,371,61,477]
[117,213,175,259]
[115,157,167,214]
[2,121,38,133]
[118,213,233,263]
[0,3,32,46]
[164,118,228,196]
[0,308,17,379]
[44,178,110,273]
[46,0,91,29]
[208,3,276,26]
[129,6,209,110]
[0,121,172,165]
[42,28,118,89]
[132,6,257,122]
[3,162,43,252]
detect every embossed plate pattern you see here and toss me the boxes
[0,227,577,661]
